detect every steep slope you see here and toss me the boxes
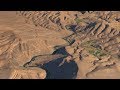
[65,19,120,79]
[0,11,120,79]
[0,11,71,79]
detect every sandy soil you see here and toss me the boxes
[0,11,120,79]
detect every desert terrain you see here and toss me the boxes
[0,11,120,79]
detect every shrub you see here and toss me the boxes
[75,18,83,24]
[82,40,107,58]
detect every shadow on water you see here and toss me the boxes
[53,47,69,55]
[40,47,78,79]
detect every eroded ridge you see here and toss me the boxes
[0,31,48,79]
[0,11,120,79]
[64,21,120,79]
[16,11,77,31]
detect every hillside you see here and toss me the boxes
[0,11,120,79]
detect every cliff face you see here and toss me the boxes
[0,11,120,79]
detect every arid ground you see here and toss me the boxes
[0,11,120,79]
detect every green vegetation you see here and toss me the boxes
[75,18,83,24]
[88,49,107,58]
[81,40,108,58]
[81,40,96,47]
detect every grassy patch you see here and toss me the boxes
[89,49,106,58]
[82,40,108,58]
[81,40,96,47]
[75,18,83,24]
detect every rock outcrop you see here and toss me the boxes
[0,11,120,79]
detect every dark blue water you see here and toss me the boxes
[41,47,78,79]
[41,58,78,79]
